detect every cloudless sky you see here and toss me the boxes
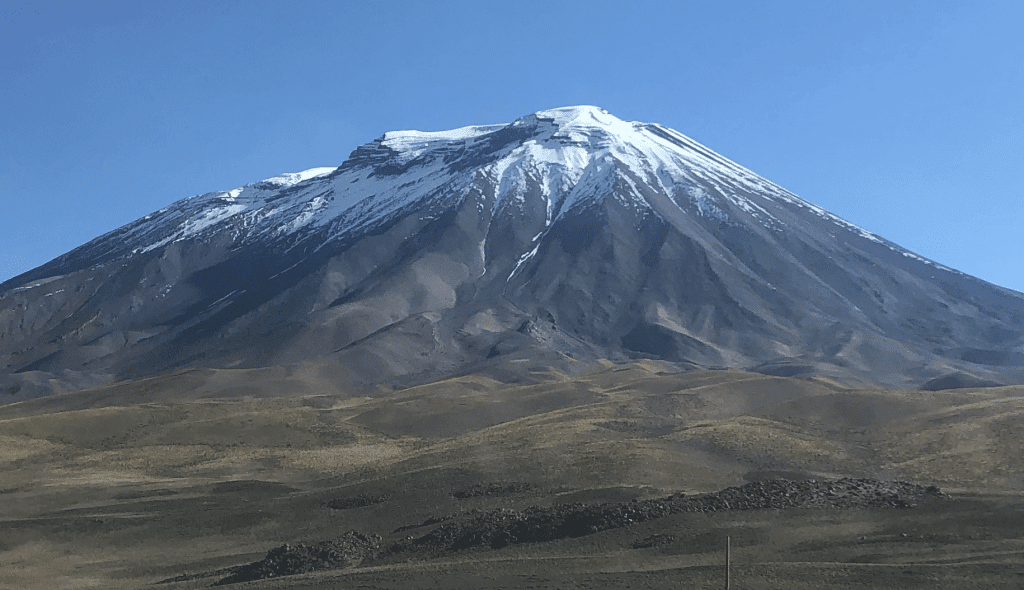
[2,0,1021,293]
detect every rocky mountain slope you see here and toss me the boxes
[2,106,1022,397]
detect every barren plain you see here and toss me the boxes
[3,362,1024,588]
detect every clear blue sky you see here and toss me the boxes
[2,0,1021,293]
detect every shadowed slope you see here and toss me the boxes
[2,107,1023,398]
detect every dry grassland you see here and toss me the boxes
[2,364,1023,588]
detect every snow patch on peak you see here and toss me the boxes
[117,106,944,280]
[260,167,336,187]
[381,124,505,154]
[514,106,638,141]
[532,105,621,126]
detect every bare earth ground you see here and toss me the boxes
[2,363,1024,589]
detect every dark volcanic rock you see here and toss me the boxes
[410,478,943,553]
[323,493,391,510]
[452,481,535,499]
[216,532,382,585]
[392,514,456,534]
[212,478,945,585]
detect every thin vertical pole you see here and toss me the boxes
[725,535,731,590]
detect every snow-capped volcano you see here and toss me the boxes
[68,106,918,272]
[2,106,1022,399]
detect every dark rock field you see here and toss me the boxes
[212,478,945,585]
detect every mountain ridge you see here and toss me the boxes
[2,105,1022,399]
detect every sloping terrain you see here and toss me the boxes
[2,107,1022,398]
[3,364,1024,588]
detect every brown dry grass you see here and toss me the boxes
[1,364,1023,588]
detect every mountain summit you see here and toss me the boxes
[2,106,1023,398]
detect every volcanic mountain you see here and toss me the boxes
[2,106,1023,398]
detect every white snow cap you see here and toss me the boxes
[121,105,923,270]
[379,106,627,156]
[260,167,337,187]
[513,105,636,137]
[382,124,504,148]
[531,105,621,125]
